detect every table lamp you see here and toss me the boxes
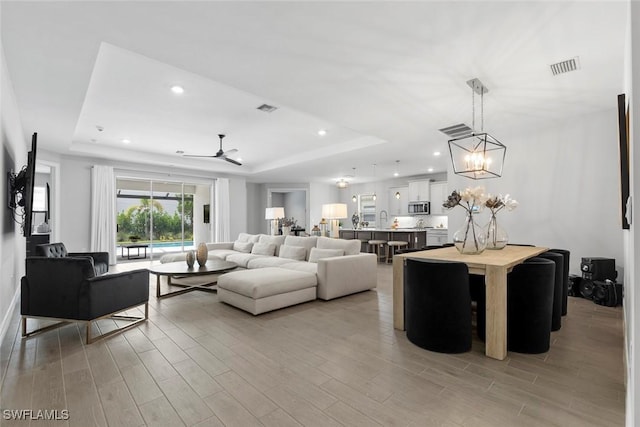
[321,203,347,238]
[265,207,285,235]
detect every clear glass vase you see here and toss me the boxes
[485,213,509,250]
[453,212,487,255]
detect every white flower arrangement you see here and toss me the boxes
[484,194,519,214]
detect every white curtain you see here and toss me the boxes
[90,165,117,264]
[214,178,230,242]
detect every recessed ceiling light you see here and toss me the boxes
[433,151,441,156]
[122,139,131,144]
[318,129,327,136]
[427,167,434,172]
[171,85,184,94]
[393,172,399,177]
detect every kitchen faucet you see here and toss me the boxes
[379,210,388,227]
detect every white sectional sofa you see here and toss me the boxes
[160,234,377,313]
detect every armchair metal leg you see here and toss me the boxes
[85,303,149,345]
[22,302,149,345]
[22,317,70,338]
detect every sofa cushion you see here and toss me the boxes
[316,237,361,256]
[208,249,239,260]
[283,236,318,261]
[258,235,286,256]
[279,245,307,261]
[237,233,261,243]
[308,248,344,263]
[218,267,317,299]
[233,241,254,253]
[226,253,268,268]
[280,261,318,275]
[247,257,294,269]
[251,242,276,256]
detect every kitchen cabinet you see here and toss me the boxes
[388,186,408,216]
[426,229,448,247]
[408,180,430,202]
[429,181,448,215]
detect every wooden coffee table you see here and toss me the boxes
[149,260,237,299]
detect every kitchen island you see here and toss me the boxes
[340,228,437,251]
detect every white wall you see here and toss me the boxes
[245,182,263,234]
[228,176,247,239]
[0,45,28,339]
[192,184,212,244]
[309,182,339,227]
[448,109,623,275]
[626,2,638,425]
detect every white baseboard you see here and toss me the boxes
[0,285,20,346]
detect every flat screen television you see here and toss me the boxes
[617,94,630,230]
[7,132,38,236]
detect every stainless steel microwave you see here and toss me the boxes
[408,202,430,215]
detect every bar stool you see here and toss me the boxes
[368,240,387,263]
[386,241,409,263]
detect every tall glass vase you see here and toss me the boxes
[485,212,508,250]
[453,212,487,255]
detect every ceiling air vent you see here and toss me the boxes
[439,123,473,139]
[550,57,580,76]
[257,103,278,113]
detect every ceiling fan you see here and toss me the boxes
[184,134,242,166]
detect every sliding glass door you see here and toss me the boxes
[116,178,212,261]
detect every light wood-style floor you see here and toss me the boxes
[0,262,625,426]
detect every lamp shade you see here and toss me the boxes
[265,207,285,220]
[321,203,348,219]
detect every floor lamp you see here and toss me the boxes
[321,203,347,238]
[265,207,285,236]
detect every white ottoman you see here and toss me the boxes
[217,267,317,315]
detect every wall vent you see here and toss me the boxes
[439,123,473,139]
[550,57,580,76]
[257,104,278,113]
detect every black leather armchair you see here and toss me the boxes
[36,242,109,275]
[21,257,149,344]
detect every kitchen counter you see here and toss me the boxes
[340,228,449,250]
[341,228,447,232]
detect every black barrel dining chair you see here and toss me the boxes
[538,251,564,331]
[506,257,556,353]
[404,258,472,353]
[548,248,570,316]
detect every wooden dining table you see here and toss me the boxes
[392,245,548,360]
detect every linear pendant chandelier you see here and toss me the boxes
[448,78,506,180]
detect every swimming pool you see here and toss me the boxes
[152,241,194,248]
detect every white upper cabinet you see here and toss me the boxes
[429,181,448,215]
[408,180,430,202]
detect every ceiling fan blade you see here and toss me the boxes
[183,154,216,158]
[224,148,238,155]
[223,157,242,166]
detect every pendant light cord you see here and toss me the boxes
[481,90,484,132]
[471,88,475,132]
